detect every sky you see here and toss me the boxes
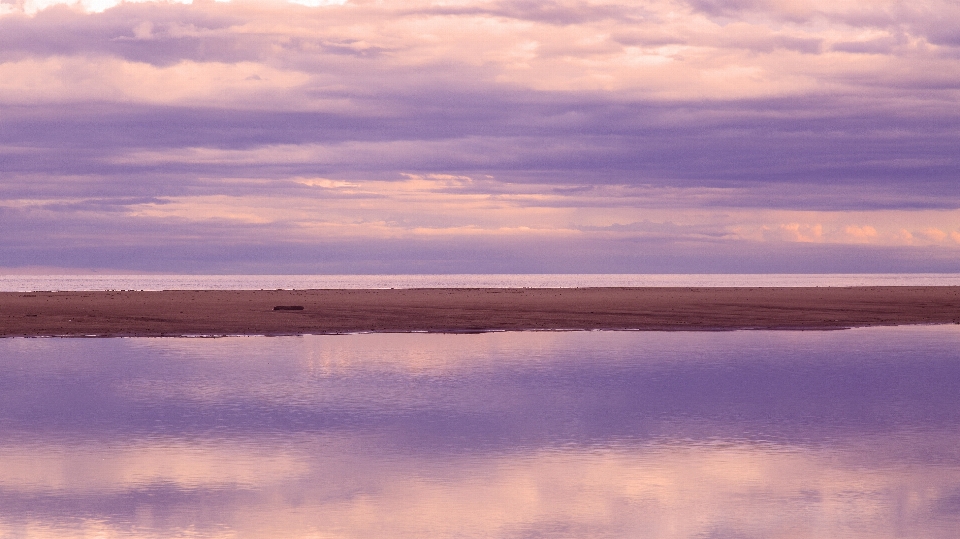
[1,0,958,274]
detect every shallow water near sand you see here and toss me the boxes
[1,326,960,538]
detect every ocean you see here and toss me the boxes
[3,273,960,291]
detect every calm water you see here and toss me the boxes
[1,327,960,538]
[3,273,960,291]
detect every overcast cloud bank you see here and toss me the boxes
[1,0,958,273]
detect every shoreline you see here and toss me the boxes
[2,287,959,337]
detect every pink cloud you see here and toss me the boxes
[844,225,878,243]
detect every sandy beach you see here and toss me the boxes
[1,287,958,337]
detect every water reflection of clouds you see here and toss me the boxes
[121,330,960,446]
[1,328,960,537]
[3,328,960,443]
[0,439,312,492]
[125,325,960,373]
[1,437,959,538]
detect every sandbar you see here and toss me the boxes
[2,287,959,337]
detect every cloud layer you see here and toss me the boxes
[2,0,959,272]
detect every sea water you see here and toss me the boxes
[1,327,959,538]
[2,273,960,291]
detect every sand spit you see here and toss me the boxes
[2,287,960,337]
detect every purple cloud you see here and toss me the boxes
[1,0,959,273]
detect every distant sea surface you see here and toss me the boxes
[2,273,960,291]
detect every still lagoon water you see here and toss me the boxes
[1,327,960,538]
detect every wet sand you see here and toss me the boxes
[2,287,960,337]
